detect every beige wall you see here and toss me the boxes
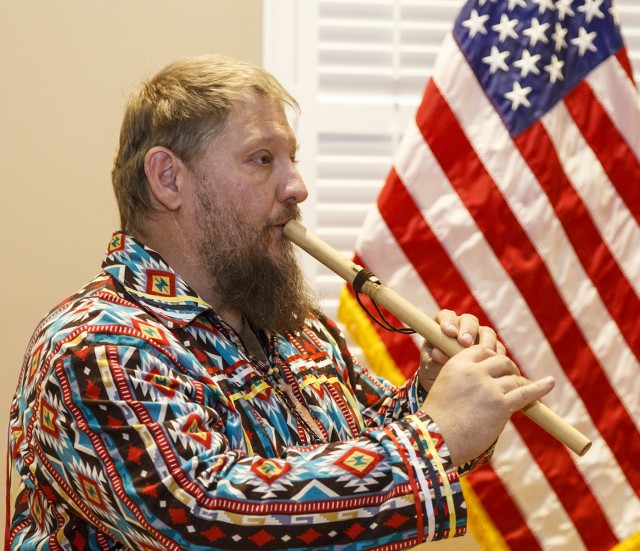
[0,0,262,534]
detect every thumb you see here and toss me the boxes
[418,341,445,392]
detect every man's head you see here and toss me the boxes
[112,54,298,236]
[112,55,318,333]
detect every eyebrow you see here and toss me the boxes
[244,129,299,151]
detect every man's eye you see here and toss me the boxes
[255,154,272,165]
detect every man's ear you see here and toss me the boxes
[144,146,186,211]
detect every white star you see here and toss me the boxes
[555,0,575,21]
[545,54,565,83]
[462,9,490,38]
[551,22,569,51]
[478,0,498,5]
[504,81,533,110]
[492,13,519,42]
[482,46,510,73]
[533,0,556,14]
[514,50,542,77]
[523,17,550,47]
[609,5,620,26]
[508,0,527,10]
[571,26,598,56]
[578,0,605,24]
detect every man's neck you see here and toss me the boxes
[215,306,244,333]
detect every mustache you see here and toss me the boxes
[268,204,301,228]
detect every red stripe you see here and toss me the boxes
[514,119,640,361]
[565,79,640,224]
[376,171,478,317]
[418,80,640,499]
[468,465,542,551]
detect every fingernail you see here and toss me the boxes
[461,332,473,346]
[447,323,457,334]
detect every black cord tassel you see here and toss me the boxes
[352,269,415,335]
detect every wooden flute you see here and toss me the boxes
[283,220,592,457]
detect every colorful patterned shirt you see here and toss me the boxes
[9,232,478,550]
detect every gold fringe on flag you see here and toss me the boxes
[613,531,640,550]
[460,478,509,551]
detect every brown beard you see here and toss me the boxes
[194,187,320,334]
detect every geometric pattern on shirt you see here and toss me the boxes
[8,232,468,550]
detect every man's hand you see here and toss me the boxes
[417,310,555,466]
[420,346,555,466]
[418,309,505,392]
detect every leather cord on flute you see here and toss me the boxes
[351,268,415,334]
[283,219,592,457]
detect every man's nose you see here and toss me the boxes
[280,164,308,204]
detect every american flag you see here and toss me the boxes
[338,0,640,549]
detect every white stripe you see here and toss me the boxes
[493,422,586,551]
[541,100,640,296]
[586,54,640,160]
[432,33,640,430]
[389,424,435,542]
[393,115,639,540]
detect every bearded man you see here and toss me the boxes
[8,55,554,550]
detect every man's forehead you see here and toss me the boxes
[243,123,297,147]
[229,96,297,145]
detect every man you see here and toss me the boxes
[9,55,554,550]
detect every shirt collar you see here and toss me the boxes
[102,232,211,328]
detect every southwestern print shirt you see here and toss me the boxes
[9,232,481,550]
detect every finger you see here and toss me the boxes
[495,373,528,394]
[431,343,495,367]
[431,347,450,366]
[504,376,556,413]
[419,341,445,392]
[418,359,444,390]
[420,339,431,356]
[496,340,506,356]
[481,353,520,378]
[457,313,479,347]
[419,340,435,366]
[434,309,459,338]
[477,325,498,350]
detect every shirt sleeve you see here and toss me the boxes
[315,313,427,421]
[316,313,495,477]
[25,332,468,550]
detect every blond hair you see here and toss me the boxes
[111,54,298,234]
